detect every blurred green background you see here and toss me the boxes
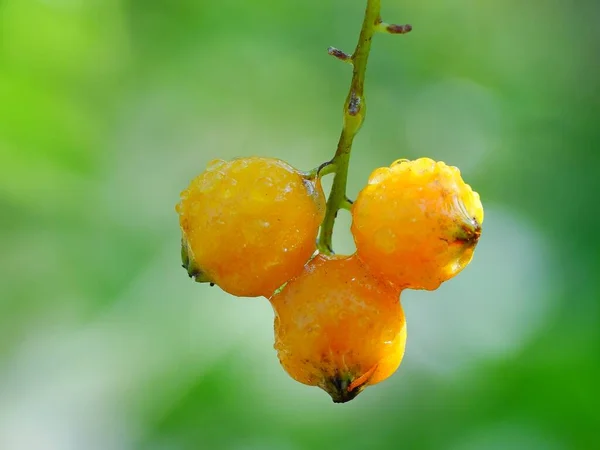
[1,0,599,449]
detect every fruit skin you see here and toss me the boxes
[176,157,325,298]
[351,157,483,291]
[270,254,406,403]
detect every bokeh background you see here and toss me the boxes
[1,0,599,449]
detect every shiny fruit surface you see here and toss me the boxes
[271,254,406,403]
[177,157,325,297]
[352,157,483,290]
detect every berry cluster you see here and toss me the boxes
[175,3,483,403]
[176,156,482,402]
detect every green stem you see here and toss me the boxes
[317,0,381,254]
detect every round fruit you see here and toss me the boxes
[176,157,325,298]
[351,157,483,291]
[270,254,406,403]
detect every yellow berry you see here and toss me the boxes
[176,157,325,297]
[270,254,406,403]
[351,157,483,291]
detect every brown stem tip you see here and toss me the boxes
[327,46,352,63]
[387,23,412,34]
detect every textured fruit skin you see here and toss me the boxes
[176,157,325,298]
[351,157,483,291]
[270,254,406,403]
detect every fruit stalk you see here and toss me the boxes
[317,0,381,254]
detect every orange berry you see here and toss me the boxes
[176,157,325,298]
[270,254,406,403]
[351,157,483,291]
